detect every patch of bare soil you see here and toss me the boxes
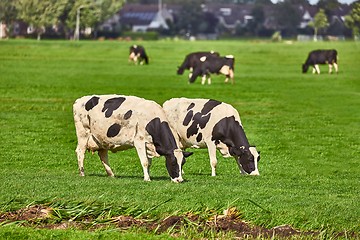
[0,205,357,239]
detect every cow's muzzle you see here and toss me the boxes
[249,169,260,176]
[171,176,184,183]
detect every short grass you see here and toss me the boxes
[0,39,359,238]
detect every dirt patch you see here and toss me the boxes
[0,205,357,239]
[0,205,52,222]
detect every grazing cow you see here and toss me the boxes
[177,51,220,78]
[129,45,149,65]
[73,95,192,182]
[163,98,260,177]
[189,55,235,85]
[302,49,338,74]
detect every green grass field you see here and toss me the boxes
[0,39,359,239]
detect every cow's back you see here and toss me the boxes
[73,95,166,151]
[307,49,337,64]
[163,98,241,148]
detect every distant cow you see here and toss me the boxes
[189,55,235,85]
[163,98,260,176]
[73,95,192,182]
[302,49,338,74]
[177,51,220,78]
[129,45,149,65]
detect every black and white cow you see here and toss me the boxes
[177,51,220,78]
[129,45,149,65]
[302,49,338,74]
[189,55,235,85]
[73,95,192,182]
[163,98,260,177]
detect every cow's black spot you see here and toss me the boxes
[102,97,126,118]
[124,110,132,120]
[197,113,211,129]
[187,103,195,111]
[201,99,221,115]
[85,96,99,111]
[107,123,121,138]
[196,133,202,142]
[186,121,199,138]
[185,100,221,139]
[183,110,193,126]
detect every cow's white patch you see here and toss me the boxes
[146,142,160,158]
[220,65,230,75]
[200,56,207,62]
[225,55,234,58]
[129,52,136,62]
[249,146,260,176]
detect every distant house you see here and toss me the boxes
[101,4,174,33]
[204,4,254,33]
[298,5,318,29]
[99,2,352,38]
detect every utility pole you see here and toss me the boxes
[74,5,84,40]
[158,0,162,13]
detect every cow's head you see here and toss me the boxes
[302,64,309,73]
[230,146,260,175]
[177,67,185,75]
[158,148,193,183]
[129,52,138,63]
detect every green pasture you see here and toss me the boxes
[0,39,359,239]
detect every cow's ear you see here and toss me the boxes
[183,151,193,158]
[229,146,244,156]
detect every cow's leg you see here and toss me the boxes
[75,142,86,176]
[201,75,207,85]
[333,63,338,73]
[206,142,218,176]
[328,64,333,74]
[312,67,316,74]
[314,64,320,74]
[134,140,151,181]
[207,77,211,85]
[98,149,115,177]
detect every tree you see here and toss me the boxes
[0,0,18,38]
[173,1,203,36]
[317,0,340,14]
[345,2,360,40]
[16,0,67,40]
[273,1,302,37]
[249,5,265,36]
[308,8,329,41]
[64,0,123,39]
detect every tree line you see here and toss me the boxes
[0,0,359,40]
[0,0,124,40]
